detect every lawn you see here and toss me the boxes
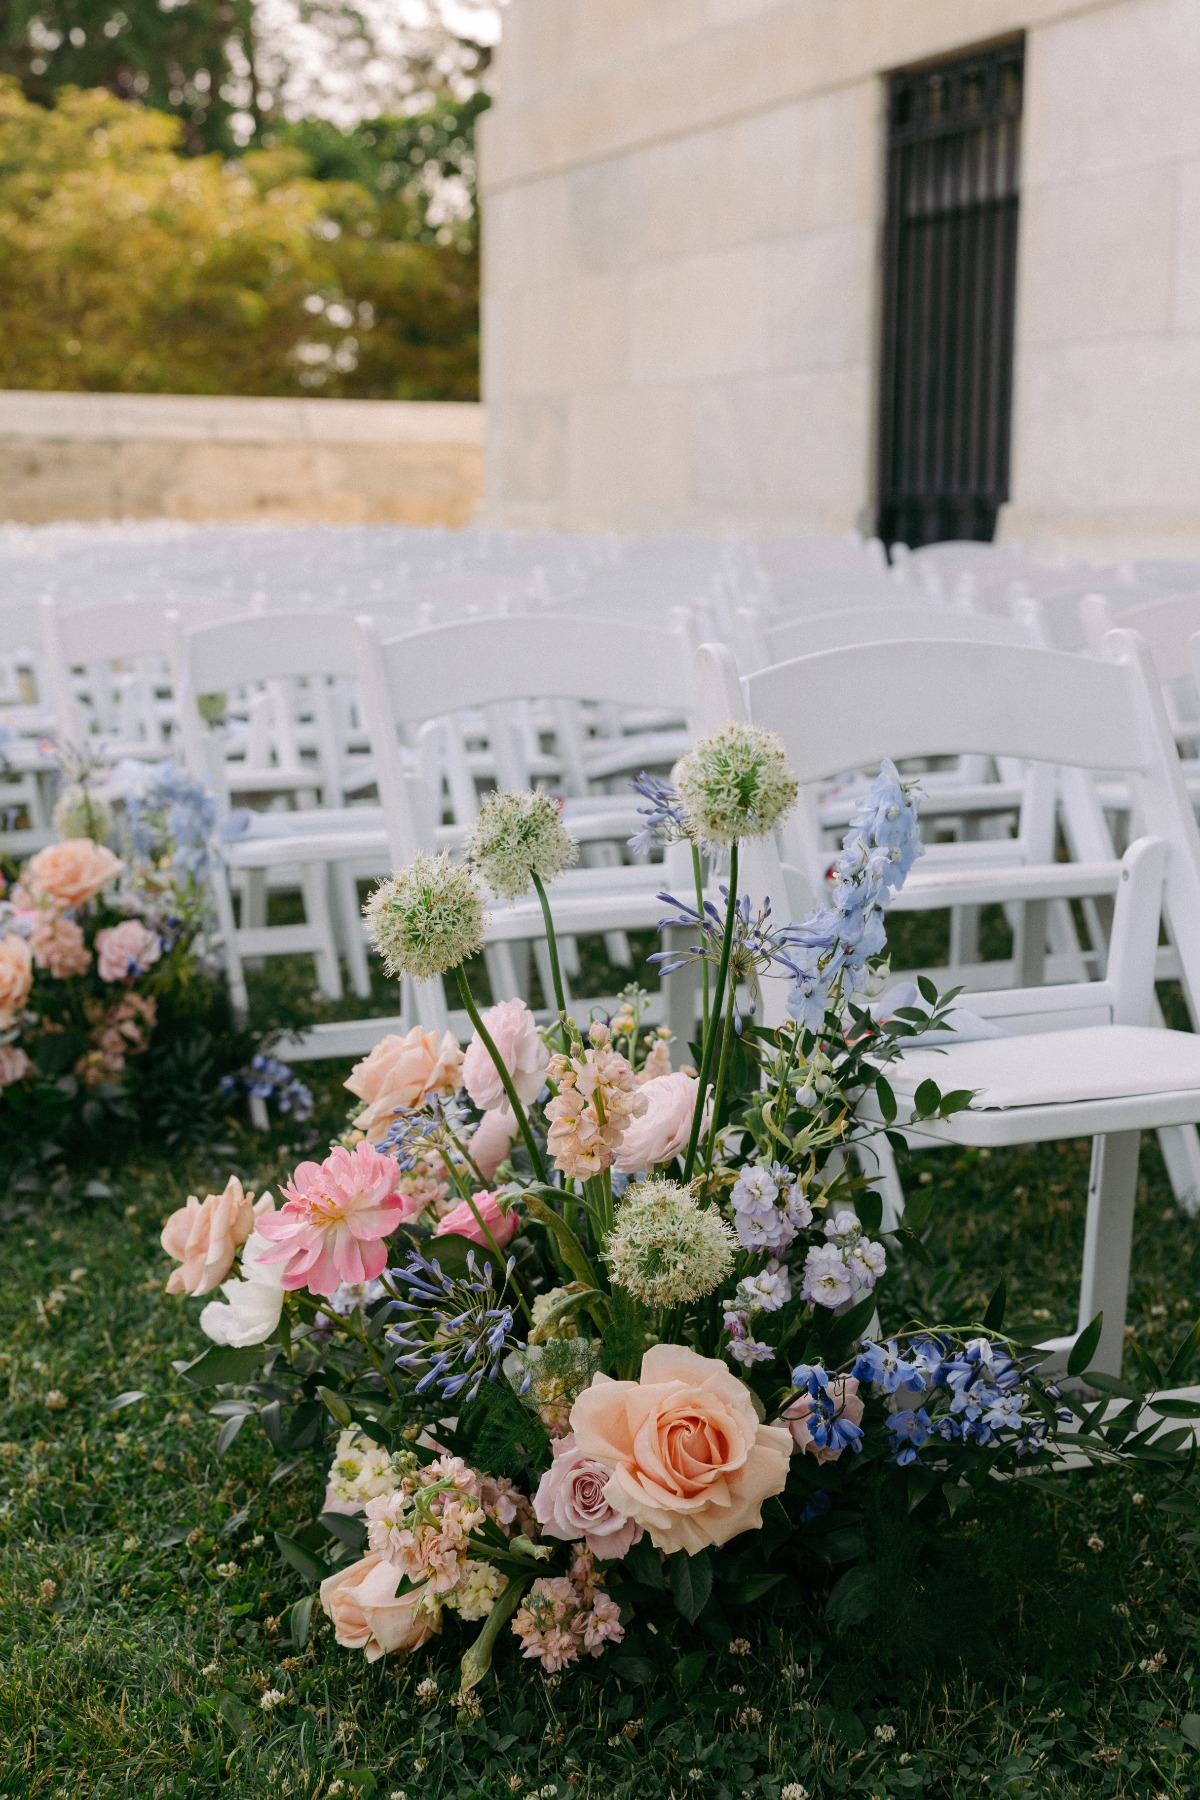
[4,935,1200,1799]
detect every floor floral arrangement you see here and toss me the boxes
[159,728,1200,1701]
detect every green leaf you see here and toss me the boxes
[675,1650,707,1692]
[982,1277,1007,1332]
[734,1571,786,1604]
[180,1344,265,1387]
[521,1189,601,1291]
[610,1654,657,1685]
[1128,1339,1163,1390]
[668,1549,712,1623]
[916,975,938,1005]
[215,1413,246,1458]
[1166,1318,1200,1385]
[1147,1398,1200,1418]
[290,1592,317,1650]
[874,1074,897,1125]
[107,1390,148,1412]
[623,1535,664,1589]
[826,1564,877,1633]
[857,1188,883,1235]
[317,1387,353,1427]
[217,1689,252,1739]
[902,1186,935,1234]
[1067,1313,1104,1378]
[942,1480,972,1516]
[938,1089,977,1116]
[913,1078,941,1119]
[459,1574,530,1693]
[274,1531,332,1586]
[320,1511,368,1550]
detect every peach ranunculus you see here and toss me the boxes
[570,1343,793,1556]
[434,1188,519,1251]
[160,1176,270,1297]
[0,1043,31,1087]
[470,1107,519,1180]
[95,919,161,982]
[319,1553,440,1662]
[26,839,124,909]
[344,1027,463,1144]
[613,1071,702,1174]
[780,1376,865,1465]
[0,934,33,1029]
[30,913,91,979]
[462,997,550,1114]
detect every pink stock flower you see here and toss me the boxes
[780,1376,865,1465]
[30,913,91,979]
[434,1189,519,1251]
[95,918,161,982]
[0,1043,31,1088]
[532,1433,643,1560]
[0,934,33,1029]
[613,1071,701,1173]
[461,997,549,1114]
[255,1142,408,1296]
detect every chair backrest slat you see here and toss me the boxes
[179,612,361,691]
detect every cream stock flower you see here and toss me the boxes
[604,1179,735,1307]
[544,1033,646,1180]
[466,788,577,901]
[364,853,484,982]
[676,724,798,845]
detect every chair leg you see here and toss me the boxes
[1156,1123,1200,1219]
[211,869,250,1025]
[1077,1130,1141,1378]
[243,869,268,973]
[299,864,343,1001]
[329,863,372,999]
[854,1134,907,1234]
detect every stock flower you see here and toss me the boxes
[511,1551,624,1671]
[319,1553,440,1662]
[344,1027,464,1144]
[451,1559,508,1621]
[605,1180,735,1307]
[26,838,124,908]
[95,919,161,982]
[0,933,33,1027]
[30,913,91,979]
[612,1071,700,1173]
[781,1374,864,1464]
[461,997,549,1113]
[470,1108,519,1179]
[676,724,798,845]
[0,1043,31,1087]
[571,1344,792,1555]
[434,1189,520,1251]
[364,853,484,982]
[324,1428,401,1513]
[545,1034,646,1179]
[198,1226,285,1347]
[466,789,577,900]
[533,1433,644,1560]
[255,1143,407,1296]
[160,1176,268,1297]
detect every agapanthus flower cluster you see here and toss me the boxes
[388,1247,523,1402]
[544,1024,647,1178]
[377,1091,473,1170]
[852,1335,1059,1465]
[605,1178,736,1307]
[676,723,799,846]
[510,1547,624,1672]
[466,788,578,900]
[800,1209,886,1309]
[628,771,690,855]
[364,852,485,981]
[220,1053,314,1122]
[653,889,802,1019]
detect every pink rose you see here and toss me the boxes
[570,1343,793,1556]
[318,1553,440,1662]
[344,1027,463,1144]
[254,1141,407,1296]
[0,1043,31,1087]
[434,1188,519,1251]
[26,839,124,909]
[0,934,33,1029]
[470,1108,519,1179]
[462,997,549,1114]
[160,1175,270,1296]
[30,913,91,979]
[533,1433,644,1560]
[613,1071,701,1173]
[780,1376,864,1464]
[95,918,161,982]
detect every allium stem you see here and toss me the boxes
[682,841,739,1183]
[704,986,739,1174]
[692,843,710,1043]
[530,867,570,1042]
[455,966,549,1183]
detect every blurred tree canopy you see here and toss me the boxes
[0,78,479,398]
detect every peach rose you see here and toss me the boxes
[434,1188,519,1251]
[0,1043,31,1087]
[95,919,161,982]
[570,1344,792,1556]
[780,1376,864,1465]
[26,839,124,909]
[160,1176,272,1296]
[462,997,549,1114]
[0,934,33,1029]
[30,914,91,979]
[319,1553,440,1662]
[470,1107,519,1179]
[344,1027,463,1143]
[613,1072,702,1173]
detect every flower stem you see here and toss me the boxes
[682,841,739,1184]
[704,990,739,1174]
[455,966,549,1184]
[530,868,570,1046]
[692,842,710,1044]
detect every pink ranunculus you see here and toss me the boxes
[779,1376,864,1465]
[95,918,161,982]
[344,1026,464,1144]
[254,1141,408,1297]
[318,1553,440,1662]
[160,1175,269,1297]
[0,1043,31,1087]
[26,839,124,909]
[0,933,33,1029]
[470,1108,519,1179]
[612,1071,702,1173]
[29,912,91,979]
[461,997,549,1114]
[533,1433,644,1560]
[434,1188,519,1251]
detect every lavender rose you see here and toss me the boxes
[532,1432,644,1560]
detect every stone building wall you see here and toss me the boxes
[478,0,1200,559]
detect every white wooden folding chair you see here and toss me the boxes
[696,628,1200,1376]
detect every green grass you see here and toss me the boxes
[5,933,1200,1798]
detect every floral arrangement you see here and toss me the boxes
[161,740,1200,1694]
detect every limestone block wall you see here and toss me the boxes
[480,0,1200,557]
[0,392,484,527]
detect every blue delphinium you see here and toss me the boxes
[221,1053,314,1122]
[388,1247,522,1403]
[855,1333,1059,1466]
[790,1362,866,1457]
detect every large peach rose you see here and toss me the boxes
[344,1027,463,1143]
[0,934,33,1029]
[570,1344,792,1556]
[319,1553,440,1661]
[613,1072,702,1173]
[26,839,124,909]
[160,1176,271,1297]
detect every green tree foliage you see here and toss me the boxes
[0,78,478,398]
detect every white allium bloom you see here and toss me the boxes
[198,1230,285,1348]
[466,789,577,901]
[52,785,114,845]
[736,1265,792,1313]
[449,1558,507,1621]
[676,724,799,845]
[364,852,485,981]
[606,1179,736,1307]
